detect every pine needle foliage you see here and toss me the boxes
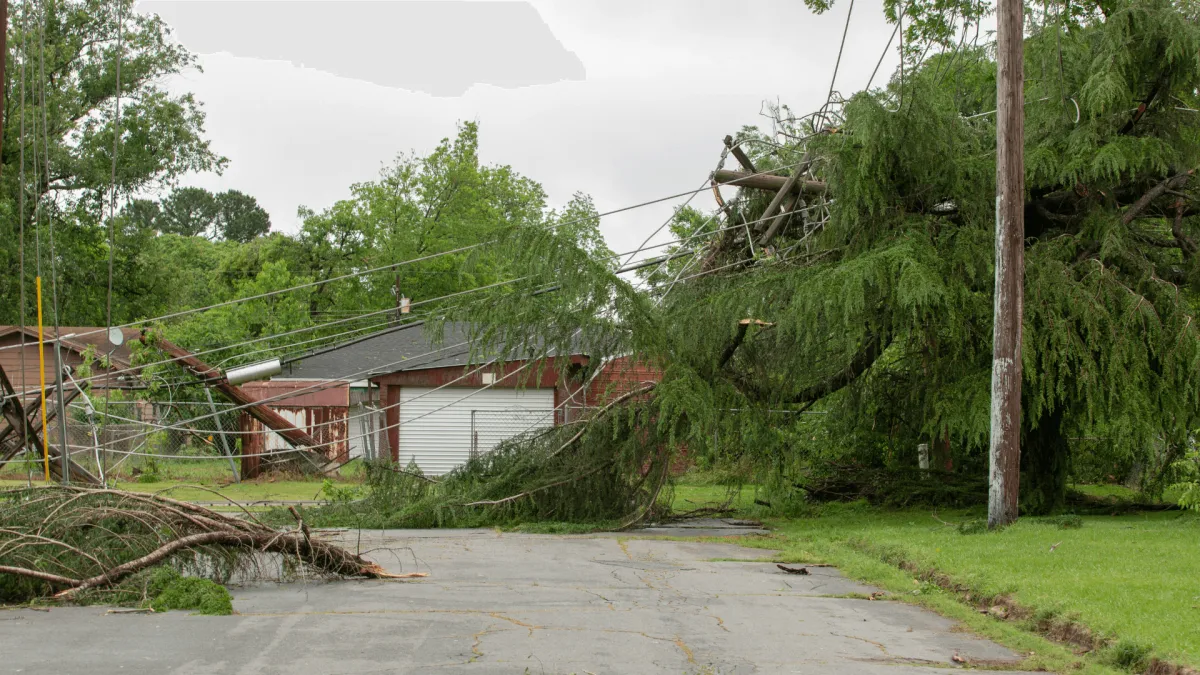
[299,396,672,529]
[398,0,1200,518]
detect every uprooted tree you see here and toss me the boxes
[428,0,1200,518]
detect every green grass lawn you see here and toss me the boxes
[0,477,338,511]
[670,483,761,512]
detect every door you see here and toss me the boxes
[397,387,555,475]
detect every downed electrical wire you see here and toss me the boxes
[0,486,421,605]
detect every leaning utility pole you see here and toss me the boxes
[989,0,1025,528]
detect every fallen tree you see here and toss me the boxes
[295,383,671,530]
[0,487,420,604]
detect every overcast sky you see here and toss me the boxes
[135,0,901,259]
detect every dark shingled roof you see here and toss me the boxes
[279,322,581,381]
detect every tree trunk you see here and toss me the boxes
[932,426,953,472]
[1022,408,1068,515]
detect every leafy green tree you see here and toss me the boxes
[154,122,603,370]
[0,0,225,325]
[157,186,219,237]
[214,190,271,242]
[120,199,161,235]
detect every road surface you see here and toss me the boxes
[1,522,1027,674]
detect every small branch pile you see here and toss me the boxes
[0,487,412,603]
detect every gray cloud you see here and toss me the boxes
[139,1,585,96]
[139,0,901,259]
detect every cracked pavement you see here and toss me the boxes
[0,524,1030,674]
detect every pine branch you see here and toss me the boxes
[1119,74,1170,135]
[790,332,889,406]
[1121,170,1195,226]
[727,331,890,406]
[717,319,774,369]
[1172,201,1197,260]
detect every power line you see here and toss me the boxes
[16,0,31,480]
[866,20,901,91]
[10,207,798,395]
[102,0,126,486]
[9,160,811,348]
[825,0,857,111]
[90,209,826,444]
[31,345,645,465]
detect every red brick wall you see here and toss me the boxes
[580,355,662,407]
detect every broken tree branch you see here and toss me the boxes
[724,135,757,173]
[0,486,419,602]
[547,382,657,460]
[1121,170,1194,226]
[1172,201,1197,260]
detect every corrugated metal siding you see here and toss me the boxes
[237,380,351,475]
[397,387,555,476]
[241,405,350,466]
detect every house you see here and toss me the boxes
[0,325,142,401]
[248,321,660,476]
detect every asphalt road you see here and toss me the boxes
[0,522,1028,674]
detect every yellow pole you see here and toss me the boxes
[35,276,50,482]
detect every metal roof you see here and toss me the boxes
[279,321,581,381]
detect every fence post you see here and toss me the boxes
[204,388,240,483]
[363,407,376,461]
[52,342,70,484]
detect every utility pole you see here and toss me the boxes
[0,0,7,175]
[989,0,1025,529]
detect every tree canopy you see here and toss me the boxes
[452,0,1200,515]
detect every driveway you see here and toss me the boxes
[0,523,1027,674]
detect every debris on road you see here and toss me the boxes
[0,486,419,604]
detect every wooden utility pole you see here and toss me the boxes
[989,0,1025,529]
[0,0,7,173]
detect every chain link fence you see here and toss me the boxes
[1,399,244,482]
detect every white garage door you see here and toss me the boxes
[397,387,556,475]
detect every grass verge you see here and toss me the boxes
[691,499,1198,674]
